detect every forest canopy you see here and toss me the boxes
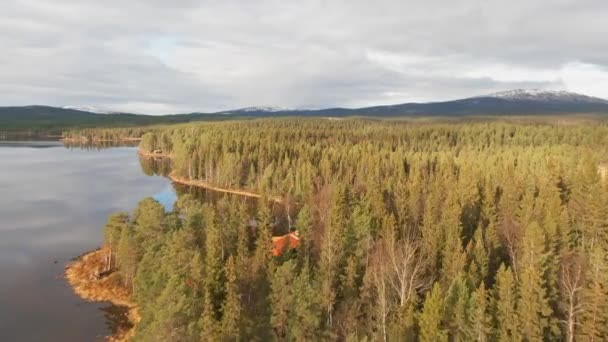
[99,118,607,341]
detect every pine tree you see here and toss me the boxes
[438,190,467,286]
[419,282,447,342]
[444,275,472,341]
[270,260,296,340]
[221,256,242,340]
[254,197,273,271]
[517,222,554,341]
[288,262,321,341]
[235,201,251,271]
[116,223,137,290]
[469,284,492,342]
[466,227,489,287]
[578,247,608,341]
[318,185,350,328]
[200,288,220,341]
[295,203,314,262]
[103,212,129,271]
[495,264,520,342]
[203,207,224,321]
[137,275,198,341]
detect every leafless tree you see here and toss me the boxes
[560,251,586,342]
[500,214,521,279]
[384,232,431,307]
[368,235,430,342]
[369,242,391,342]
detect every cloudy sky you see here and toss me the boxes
[2,0,608,114]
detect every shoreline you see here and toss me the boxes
[136,149,172,158]
[137,149,282,202]
[66,148,284,341]
[169,171,283,203]
[61,137,143,143]
[65,248,138,342]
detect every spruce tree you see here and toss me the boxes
[270,260,296,340]
[221,256,242,340]
[419,282,447,342]
[288,262,321,341]
[495,264,520,342]
[517,222,554,341]
[469,284,492,342]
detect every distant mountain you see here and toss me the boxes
[2,89,608,133]
[212,89,608,117]
[480,89,608,103]
[233,106,295,113]
[0,105,190,133]
[62,105,125,114]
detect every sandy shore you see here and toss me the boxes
[137,149,282,202]
[136,150,172,158]
[65,248,139,341]
[61,137,142,143]
[169,171,283,203]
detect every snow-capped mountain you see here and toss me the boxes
[235,106,295,113]
[480,89,608,103]
[62,105,122,114]
[214,89,608,117]
[4,89,608,127]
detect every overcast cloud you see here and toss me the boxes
[1,0,608,114]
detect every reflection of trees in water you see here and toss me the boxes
[139,154,295,235]
[173,182,292,235]
[63,141,139,150]
[99,304,133,335]
[138,156,171,177]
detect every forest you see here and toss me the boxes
[0,106,249,134]
[99,118,607,341]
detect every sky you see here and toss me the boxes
[2,0,608,114]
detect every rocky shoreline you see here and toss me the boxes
[64,248,138,341]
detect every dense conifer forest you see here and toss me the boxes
[99,119,607,341]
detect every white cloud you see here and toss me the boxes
[1,0,607,114]
[561,62,608,99]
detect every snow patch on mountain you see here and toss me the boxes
[62,105,122,114]
[480,89,608,103]
[235,106,295,112]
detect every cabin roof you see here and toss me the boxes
[271,232,300,257]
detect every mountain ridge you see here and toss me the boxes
[2,89,608,133]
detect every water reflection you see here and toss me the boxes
[0,142,171,341]
[0,140,296,341]
[138,155,171,177]
[153,186,177,212]
[63,140,139,150]
[137,154,292,233]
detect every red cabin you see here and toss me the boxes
[271,231,300,257]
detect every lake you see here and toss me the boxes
[0,141,175,341]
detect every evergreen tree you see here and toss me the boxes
[221,256,242,340]
[254,197,273,271]
[288,262,321,341]
[270,260,296,340]
[444,275,472,341]
[103,212,129,271]
[578,247,608,341]
[295,203,314,262]
[318,185,349,328]
[495,264,520,342]
[517,222,554,341]
[419,283,447,342]
[469,284,492,342]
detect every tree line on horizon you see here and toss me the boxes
[100,119,607,341]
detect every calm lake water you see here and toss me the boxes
[0,141,175,341]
